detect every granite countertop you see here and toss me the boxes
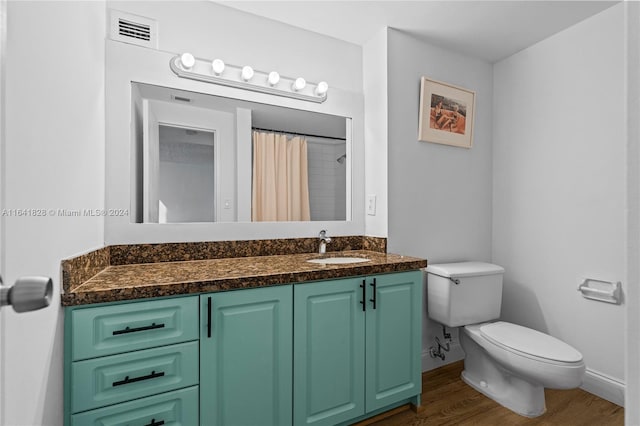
[62,250,427,306]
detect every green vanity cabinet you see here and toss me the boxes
[199,285,293,426]
[293,271,422,426]
[65,270,422,426]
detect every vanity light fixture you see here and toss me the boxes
[315,81,329,96]
[268,71,280,87]
[179,52,196,70]
[170,53,328,103]
[292,77,306,92]
[241,65,254,82]
[211,59,225,75]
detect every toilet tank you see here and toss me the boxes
[426,262,505,327]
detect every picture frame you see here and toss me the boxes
[418,77,475,148]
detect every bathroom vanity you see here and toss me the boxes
[62,239,426,426]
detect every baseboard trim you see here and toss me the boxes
[581,368,625,407]
[422,342,465,372]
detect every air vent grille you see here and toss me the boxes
[118,19,151,41]
[109,10,157,49]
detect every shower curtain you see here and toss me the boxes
[252,131,311,221]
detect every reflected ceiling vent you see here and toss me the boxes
[172,95,192,103]
[109,10,158,49]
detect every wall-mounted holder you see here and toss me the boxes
[577,278,621,304]
[169,54,328,103]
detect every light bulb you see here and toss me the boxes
[315,81,329,96]
[180,52,195,70]
[241,66,254,82]
[212,59,225,75]
[292,77,306,91]
[268,71,280,86]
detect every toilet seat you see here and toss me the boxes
[479,321,583,364]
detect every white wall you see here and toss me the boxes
[626,2,640,422]
[363,28,388,238]
[4,2,105,425]
[108,1,361,93]
[493,4,625,405]
[385,29,494,370]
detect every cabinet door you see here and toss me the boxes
[294,278,366,426]
[200,285,292,426]
[365,271,422,412]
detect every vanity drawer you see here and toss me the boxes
[71,341,199,413]
[71,385,198,426]
[71,296,198,361]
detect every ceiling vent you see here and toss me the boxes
[109,10,158,49]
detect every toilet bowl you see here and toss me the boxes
[460,321,585,417]
[426,262,586,417]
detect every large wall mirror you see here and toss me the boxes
[132,83,351,224]
[106,40,363,244]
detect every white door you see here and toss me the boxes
[141,99,236,222]
[0,0,7,421]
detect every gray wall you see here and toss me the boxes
[386,29,494,369]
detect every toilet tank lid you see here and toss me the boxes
[426,262,505,278]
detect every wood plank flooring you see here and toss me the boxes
[369,361,623,426]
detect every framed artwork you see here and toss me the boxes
[418,77,475,148]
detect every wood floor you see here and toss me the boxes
[369,361,623,426]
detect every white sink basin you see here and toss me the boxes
[307,257,371,265]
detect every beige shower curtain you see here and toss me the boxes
[252,131,311,221]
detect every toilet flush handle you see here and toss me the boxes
[430,272,460,285]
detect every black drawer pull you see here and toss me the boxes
[360,280,366,312]
[112,370,165,387]
[207,297,212,338]
[145,419,165,426]
[112,322,165,335]
[369,278,377,309]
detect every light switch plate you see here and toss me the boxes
[367,195,376,216]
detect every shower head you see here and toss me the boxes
[336,153,347,164]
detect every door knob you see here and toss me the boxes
[0,276,53,312]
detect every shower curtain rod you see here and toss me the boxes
[252,127,346,141]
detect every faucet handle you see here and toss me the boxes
[318,229,327,238]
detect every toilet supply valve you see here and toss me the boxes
[442,325,452,340]
[429,326,452,361]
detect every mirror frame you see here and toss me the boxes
[106,40,364,244]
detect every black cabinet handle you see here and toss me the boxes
[112,322,165,336]
[369,278,377,309]
[207,297,212,338]
[360,280,366,312]
[112,370,165,387]
[145,419,165,426]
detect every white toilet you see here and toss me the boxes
[426,262,585,417]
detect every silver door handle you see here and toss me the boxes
[0,275,52,313]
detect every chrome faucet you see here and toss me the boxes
[318,230,331,254]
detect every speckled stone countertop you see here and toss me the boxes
[62,250,426,306]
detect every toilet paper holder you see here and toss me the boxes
[577,278,621,304]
